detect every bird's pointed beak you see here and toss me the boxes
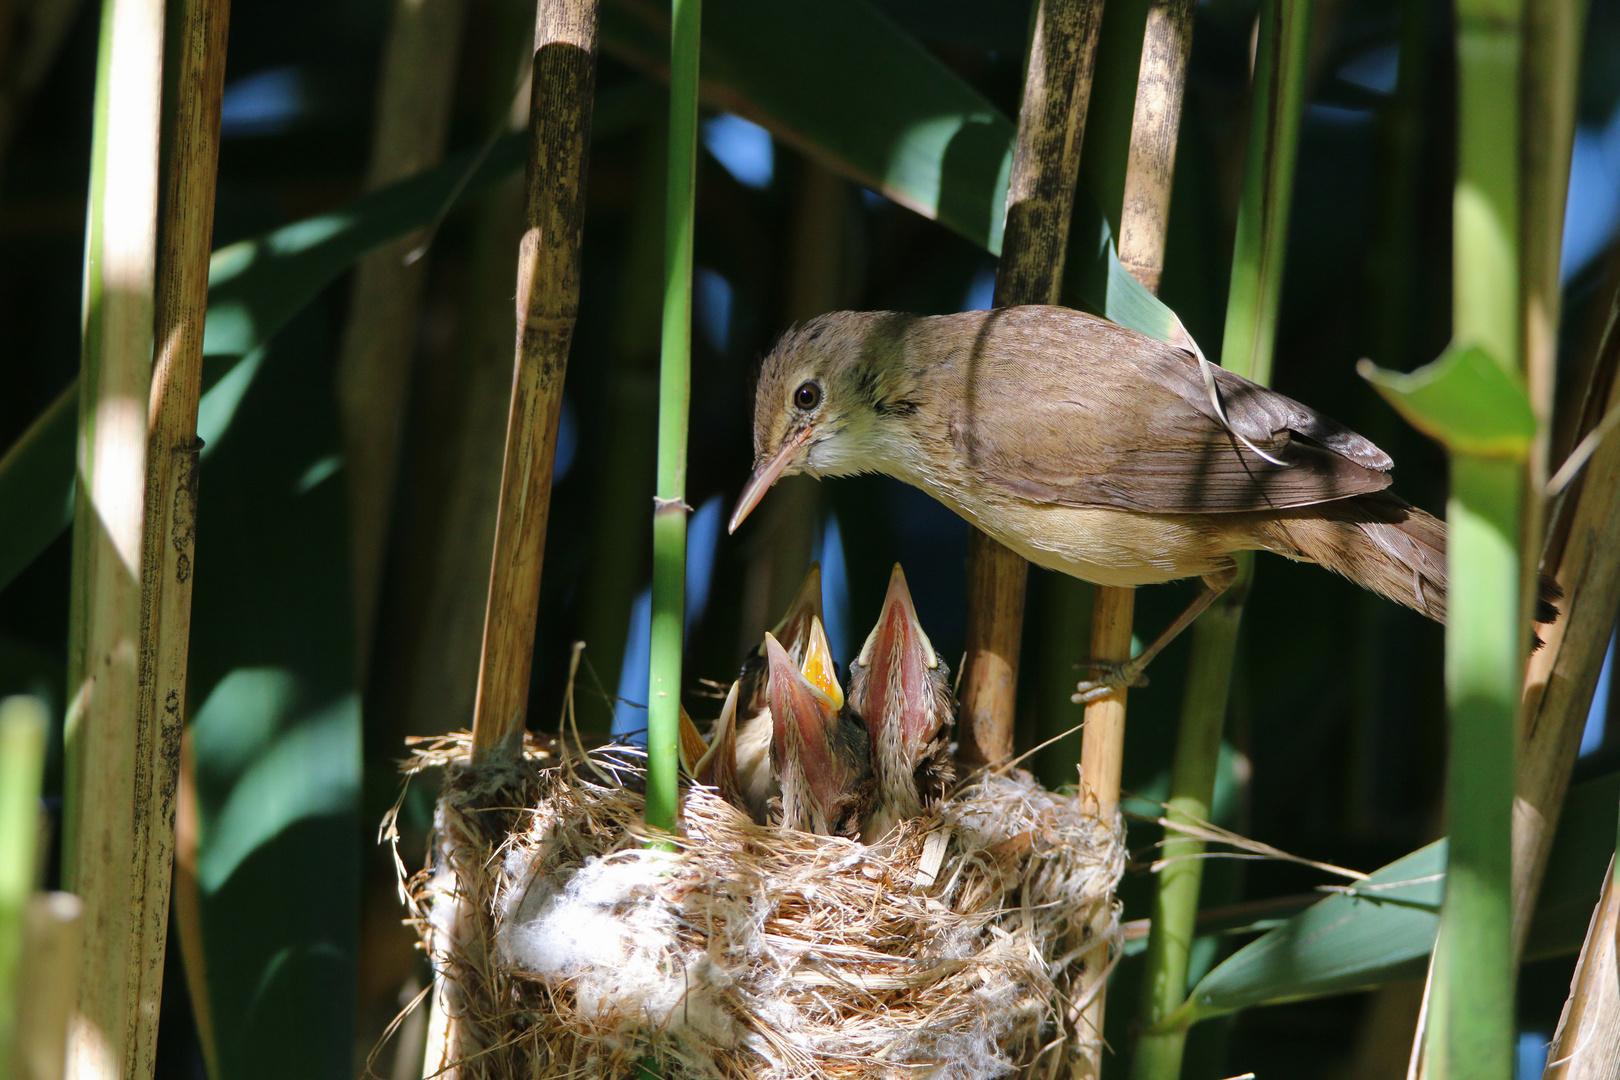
[855,563,942,758]
[765,631,852,824]
[729,426,815,534]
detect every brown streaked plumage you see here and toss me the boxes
[730,306,1558,698]
[848,564,955,843]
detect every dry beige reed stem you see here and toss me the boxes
[959,0,1106,767]
[1075,0,1196,1068]
[470,0,601,760]
[66,0,228,1076]
[1514,289,1620,957]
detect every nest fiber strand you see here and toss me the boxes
[400,733,1124,1079]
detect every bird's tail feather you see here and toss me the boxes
[1255,493,1448,621]
[1253,493,1562,627]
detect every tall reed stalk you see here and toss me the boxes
[62,0,165,1074]
[1132,1,1310,1075]
[1408,0,1525,1074]
[0,696,46,1075]
[960,0,1104,772]
[646,0,701,834]
[142,0,230,1068]
[470,0,601,760]
[1509,0,1586,955]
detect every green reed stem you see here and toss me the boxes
[646,0,702,836]
[1133,1,1311,1074]
[0,697,47,1074]
[1425,0,1524,1073]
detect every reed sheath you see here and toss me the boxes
[470,0,600,759]
[1509,0,1586,957]
[960,0,1104,768]
[62,0,166,1075]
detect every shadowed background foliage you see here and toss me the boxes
[2,0,1619,1076]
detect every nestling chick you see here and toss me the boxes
[731,306,1559,698]
[732,565,825,820]
[847,564,956,843]
[764,629,874,837]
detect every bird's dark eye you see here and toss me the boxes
[794,381,821,410]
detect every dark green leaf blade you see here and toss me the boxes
[1169,841,1446,1027]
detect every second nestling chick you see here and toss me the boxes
[731,565,825,822]
[847,564,956,843]
[764,627,874,838]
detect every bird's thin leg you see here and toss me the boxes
[1072,568,1236,703]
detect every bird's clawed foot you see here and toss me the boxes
[1071,660,1148,704]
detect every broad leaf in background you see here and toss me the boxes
[1141,770,1620,1029]
[1163,841,1446,1029]
[603,0,1182,344]
[0,133,525,595]
[185,309,359,1080]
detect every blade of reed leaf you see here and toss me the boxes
[0,131,529,595]
[1132,1,1310,1075]
[646,0,700,836]
[1115,771,1620,1018]
[142,0,230,1067]
[61,1,165,1077]
[1169,841,1447,1025]
[601,0,1182,340]
[1540,852,1620,1077]
[0,696,47,1076]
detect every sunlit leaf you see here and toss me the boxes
[1358,344,1536,458]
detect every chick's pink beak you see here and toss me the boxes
[729,426,815,534]
[856,564,940,757]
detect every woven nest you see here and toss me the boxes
[395,732,1125,1080]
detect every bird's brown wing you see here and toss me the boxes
[945,308,1393,514]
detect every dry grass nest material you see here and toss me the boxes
[395,732,1125,1080]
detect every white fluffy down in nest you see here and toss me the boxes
[466,769,1124,1080]
[498,852,743,1047]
